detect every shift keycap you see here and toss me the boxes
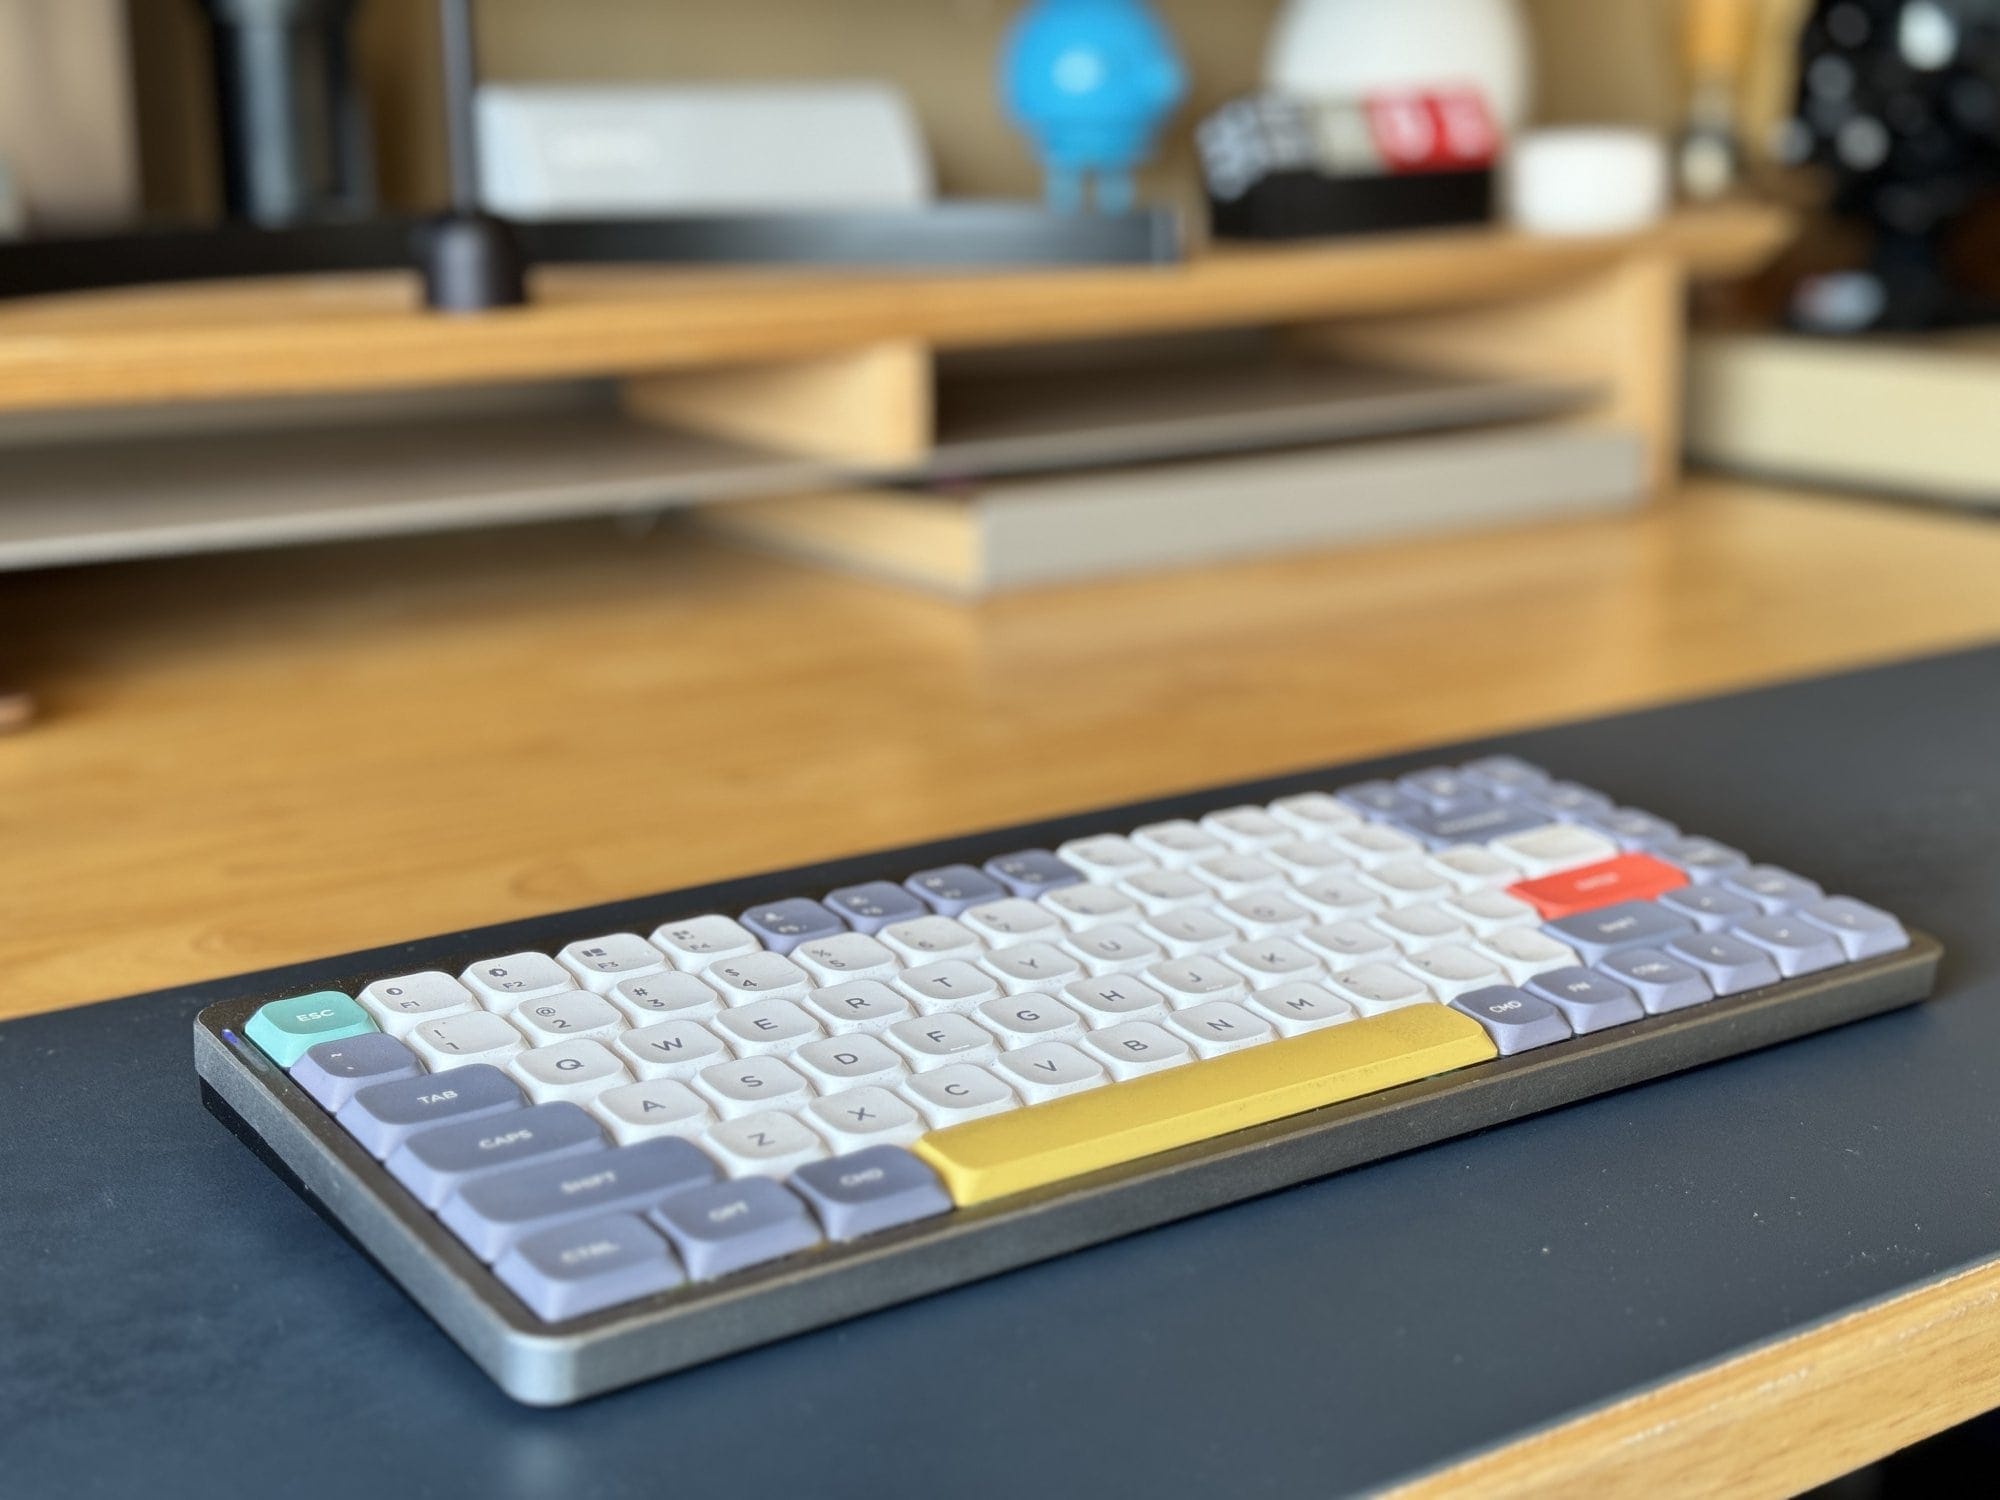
[441,1137,717,1262]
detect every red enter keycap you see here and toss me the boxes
[1508,853,1689,919]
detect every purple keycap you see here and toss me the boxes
[1798,897,1910,961]
[1723,866,1825,914]
[1391,798,1549,848]
[493,1213,685,1323]
[1337,779,1420,818]
[904,864,1008,917]
[336,1063,524,1159]
[1461,755,1550,797]
[738,898,846,955]
[1597,947,1715,1014]
[386,1100,605,1209]
[1546,900,1694,966]
[824,880,928,935]
[1657,884,1762,932]
[441,1137,717,1262]
[1666,932,1783,995]
[649,1177,823,1280]
[1582,807,1682,849]
[290,1032,422,1111]
[1525,967,1646,1033]
[1731,914,1846,978]
[1658,835,1749,882]
[1397,766,1486,810]
[789,1146,952,1241]
[983,850,1083,898]
[1526,782,1614,820]
[1450,985,1572,1055]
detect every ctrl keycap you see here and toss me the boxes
[789,1146,952,1241]
[494,1214,685,1324]
[337,1062,524,1159]
[244,991,375,1068]
[650,1177,823,1281]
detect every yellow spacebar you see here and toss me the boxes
[912,1007,1498,1206]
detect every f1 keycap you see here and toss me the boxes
[649,1177,824,1280]
[441,1137,718,1262]
[386,1101,606,1209]
[1508,854,1688,919]
[1544,900,1693,965]
[493,1214,685,1323]
[290,1033,422,1111]
[337,1063,524,1159]
[788,1146,953,1241]
[245,991,376,1068]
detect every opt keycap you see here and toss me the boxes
[441,1137,717,1262]
[1508,854,1688,919]
[386,1100,605,1208]
[913,1006,1494,1206]
[245,991,376,1068]
[650,1177,824,1280]
[493,1213,685,1323]
[789,1146,953,1241]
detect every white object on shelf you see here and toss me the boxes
[1504,128,1669,237]
[0,158,23,239]
[1263,0,1533,132]
[475,82,934,219]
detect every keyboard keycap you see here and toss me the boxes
[901,1064,1020,1125]
[591,1078,714,1144]
[1666,933,1783,995]
[290,1033,422,1111]
[916,1007,1494,1205]
[493,1213,685,1323]
[1141,906,1238,956]
[245,991,376,1068]
[650,1178,824,1280]
[704,951,811,1005]
[1525,967,1646,1032]
[739,898,845,956]
[961,898,1063,945]
[824,881,928,935]
[1724,866,1826,914]
[1398,766,1486,809]
[356,972,476,1036]
[556,933,668,993]
[803,1086,926,1152]
[461,953,574,1012]
[1145,955,1249,1006]
[692,1056,813,1120]
[1658,836,1749,882]
[801,979,914,1034]
[1507,852,1688,918]
[650,915,759,971]
[1166,1000,1277,1057]
[975,994,1086,1048]
[1041,882,1142,930]
[606,970,723,1025]
[1401,943,1509,1001]
[1582,808,1681,849]
[1337,780,1417,817]
[1245,981,1357,1035]
[711,998,822,1056]
[1798,897,1910,961]
[1478,927,1581,984]
[1201,806,1293,850]
[993,1041,1109,1102]
[406,1009,527,1071]
[788,932,900,987]
[703,1111,827,1177]
[1061,974,1172,1027]
[1372,901,1470,952]
[442,1137,719,1262]
[337,1063,525,1158]
[1063,922,1166,974]
[1525,782,1614,820]
[905,864,1009,916]
[1327,963,1432,1015]
[979,941,1085,994]
[386,1100,605,1208]
[1597,948,1716,1014]
[1080,1021,1193,1080]
[1491,824,1623,880]
[790,1146,954,1240]
[509,1039,631,1104]
[1054,833,1152,883]
[983,849,1083,897]
[1130,821,1228,868]
[1267,792,1362,835]
[880,915,983,965]
[793,1033,907,1092]
[896,958,1003,1013]
[1393,800,1549,849]
[1731,914,1847,977]
[1451,986,1573,1055]
[1545,900,1695,965]
[611,1019,728,1081]
[1656,885,1762,933]
[886,1012,1001,1070]
[1462,755,1551,796]
[511,991,625,1046]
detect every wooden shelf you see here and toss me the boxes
[0,205,1790,414]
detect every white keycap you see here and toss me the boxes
[711,998,822,1056]
[1264,839,1352,880]
[1061,922,1167,975]
[1431,845,1519,890]
[1142,906,1238,956]
[650,915,761,971]
[962,898,1063,944]
[1119,869,1210,914]
[1190,853,1285,898]
[994,1041,1110,1102]
[704,951,811,1005]
[704,1110,827,1177]
[1490,823,1617,877]
[556,933,667,993]
[1245,981,1357,1036]
[804,1086,925,1152]
[693,1055,814,1119]
[1200,805,1293,850]
[1299,919,1398,966]
[895,959,1002,1014]
[1328,963,1434,1015]
[1445,888,1539,938]
[357,972,476,1037]
[1325,824,1425,868]
[881,915,984,965]
[591,1078,714,1145]
[607,971,723,1026]
[976,993,1087,1047]
[1359,858,1457,907]
[1062,974,1172,1027]
[1401,943,1508,1001]
[1219,890,1314,938]
[1166,1000,1276,1057]
[1131,820,1228,868]
[1057,834,1154,884]
[802,979,915,1034]
[1372,902,1470,952]
[790,931,899,987]
[979,941,1085,995]
[612,1019,729,1081]
[511,990,626,1046]
[1040,881,1143,931]
[1478,927,1582,984]
[1290,874,1385,922]
[792,1034,908,1093]
[1081,1021,1194,1080]
[886,1012,1002,1070]
[509,1039,631,1104]
[902,1064,1019,1126]
[461,952,574,1012]
[1220,937,1321,986]
[407,1009,527,1070]
[1269,792,1363,836]
[1146,953,1249,1006]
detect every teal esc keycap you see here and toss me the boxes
[245,991,377,1067]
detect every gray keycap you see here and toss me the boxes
[1731,914,1847,977]
[1724,865,1825,914]
[738,898,845,955]
[1545,900,1693,965]
[1525,967,1646,1033]
[1391,798,1548,849]
[984,849,1083,897]
[1582,807,1681,849]
[789,1146,953,1241]
[1525,781,1614,819]
[493,1213,685,1323]
[1658,836,1749,882]
[386,1100,605,1208]
[1337,779,1419,817]
[1597,947,1716,1014]
[1398,766,1485,810]
[440,1137,718,1262]
[1450,986,1572,1055]
[649,1177,824,1280]
[337,1063,524,1159]
[1461,755,1550,796]
[291,1033,422,1111]
[906,864,1009,916]
[824,880,929,935]
[1657,884,1762,932]
[1798,897,1910,961]
[1665,932,1782,995]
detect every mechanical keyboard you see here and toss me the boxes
[193,754,1939,1404]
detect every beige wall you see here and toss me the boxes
[0,0,139,229]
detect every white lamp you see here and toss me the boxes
[1263,0,1534,133]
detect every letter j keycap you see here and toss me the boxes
[245,991,377,1067]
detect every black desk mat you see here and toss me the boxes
[8,644,1999,1498]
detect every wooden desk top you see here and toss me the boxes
[5,475,2000,1492]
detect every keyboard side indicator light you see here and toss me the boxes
[912,1006,1496,1207]
[244,991,376,1068]
[1507,854,1688,919]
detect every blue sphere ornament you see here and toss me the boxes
[1000,0,1187,213]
